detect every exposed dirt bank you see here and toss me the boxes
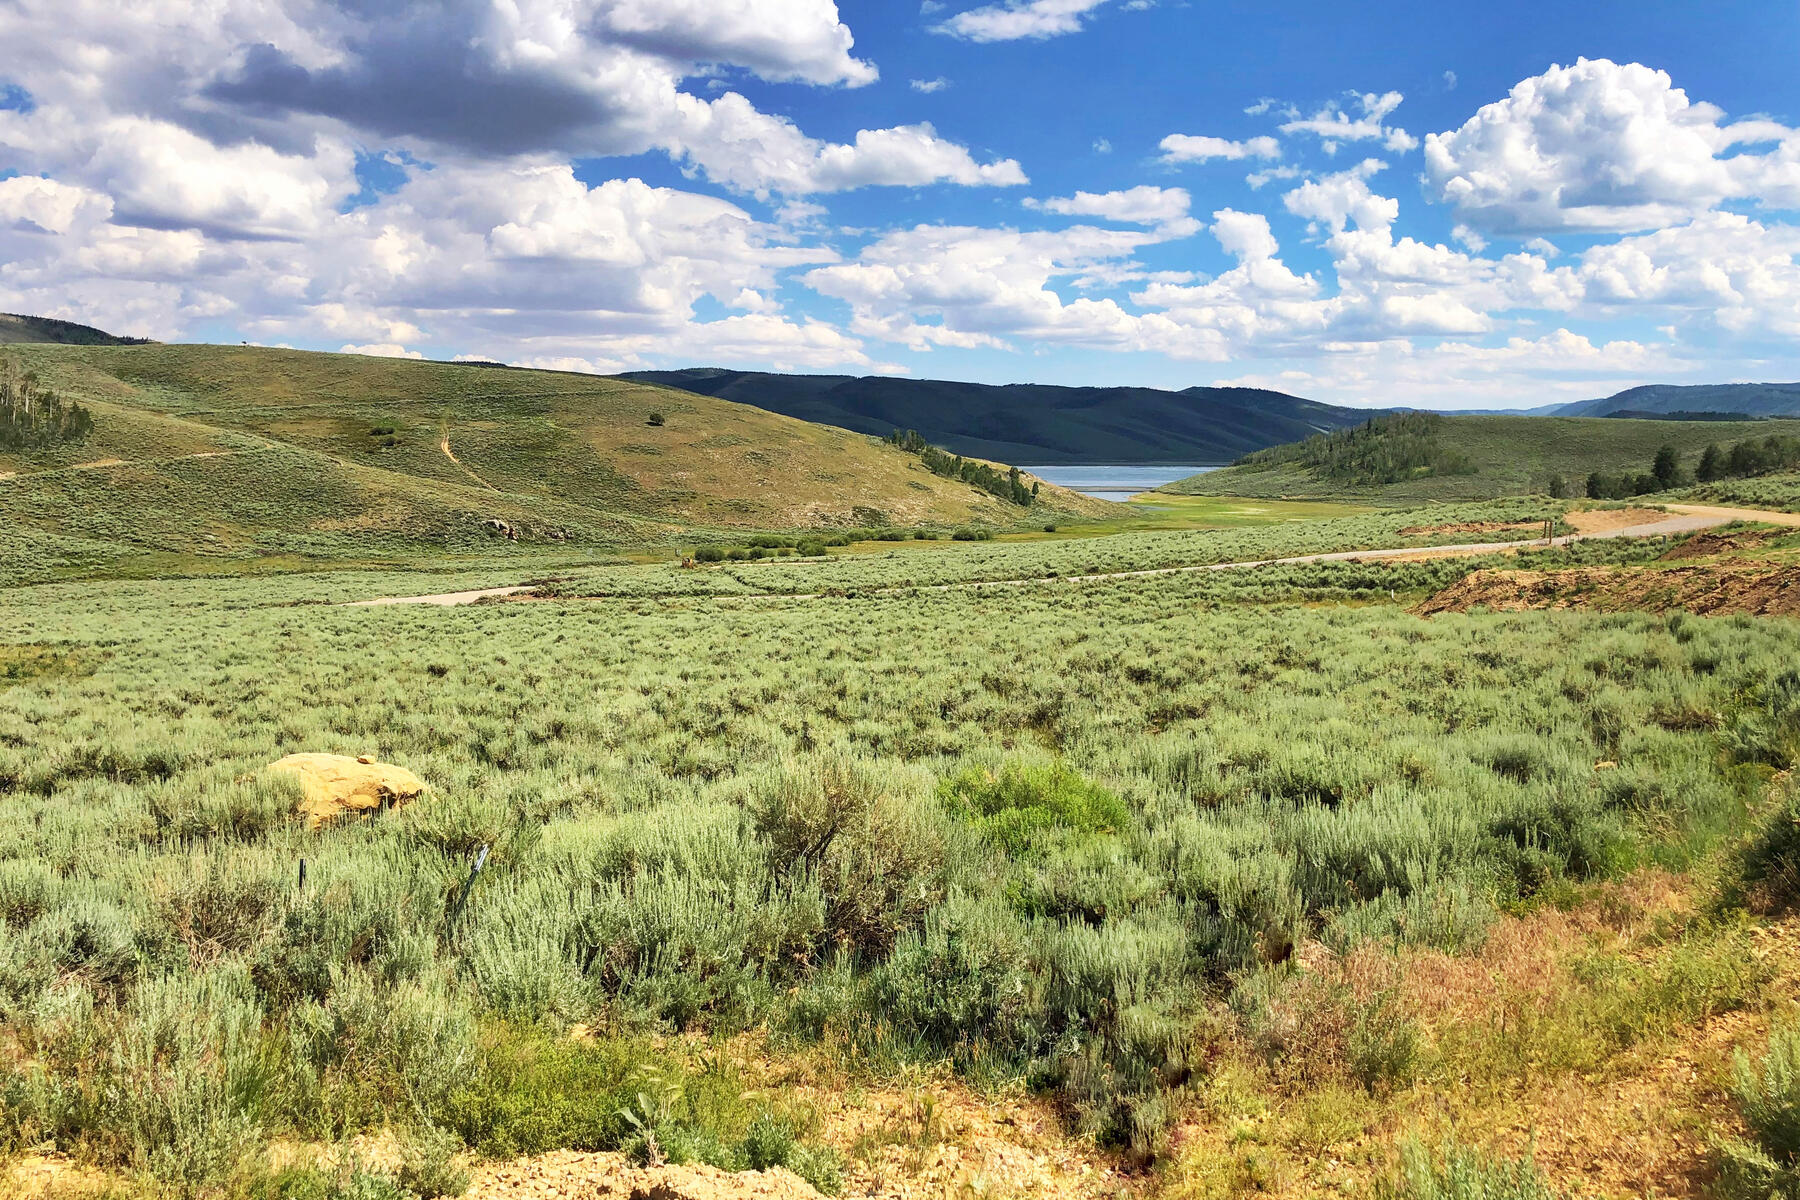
[1416,563,1800,617]
[1660,528,1793,560]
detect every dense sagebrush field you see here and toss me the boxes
[3,508,1800,1198]
[1681,471,1800,513]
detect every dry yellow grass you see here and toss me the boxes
[1,344,1114,535]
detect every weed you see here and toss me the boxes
[1386,1139,1562,1200]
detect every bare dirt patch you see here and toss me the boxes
[2,1154,118,1199]
[345,585,538,608]
[464,1069,1139,1200]
[1564,507,1670,535]
[1415,563,1800,617]
[469,1151,820,1200]
[1660,528,1792,560]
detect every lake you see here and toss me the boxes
[1023,464,1219,499]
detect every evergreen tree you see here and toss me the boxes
[1652,445,1680,489]
[1697,443,1725,482]
[885,429,1036,506]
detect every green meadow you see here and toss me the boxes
[3,506,1798,1197]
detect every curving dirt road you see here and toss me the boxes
[440,430,498,491]
[346,503,1800,608]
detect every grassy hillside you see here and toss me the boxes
[0,344,1111,582]
[1165,412,1800,502]
[621,368,1379,464]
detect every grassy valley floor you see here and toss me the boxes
[4,501,1800,1200]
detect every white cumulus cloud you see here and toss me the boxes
[1025,186,1198,234]
[1424,57,1800,233]
[1157,134,1282,164]
[933,0,1114,42]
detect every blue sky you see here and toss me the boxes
[0,0,1797,408]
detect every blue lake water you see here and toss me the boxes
[1023,465,1219,499]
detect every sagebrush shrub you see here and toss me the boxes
[752,752,946,955]
[1387,1140,1561,1200]
[1735,786,1800,913]
[1718,1023,1800,1200]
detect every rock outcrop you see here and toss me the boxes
[268,753,427,828]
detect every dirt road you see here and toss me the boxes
[440,431,498,491]
[345,585,536,608]
[344,503,1800,607]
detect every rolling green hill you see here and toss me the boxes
[619,368,1378,464]
[1164,412,1800,502]
[0,343,1111,583]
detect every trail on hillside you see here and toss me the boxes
[0,447,266,483]
[439,426,498,491]
[345,504,1800,608]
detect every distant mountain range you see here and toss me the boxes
[1480,382,1800,419]
[4,315,1796,464]
[618,369,1377,465]
[1552,382,1800,419]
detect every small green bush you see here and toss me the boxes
[938,761,1130,856]
[1718,1023,1800,1200]
[1387,1139,1561,1200]
[394,1123,471,1199]
[1348,989,1419,1095]
[872,895,1038,1055]
[739,1113,843,1193]
[1736,787,1800,913]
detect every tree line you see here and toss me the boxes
[1577,432,1800,500]
[1235,412,1476,484]
[0,362,93,451]
[885,429,1038,506]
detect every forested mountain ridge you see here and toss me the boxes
[620,368,1380,464]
